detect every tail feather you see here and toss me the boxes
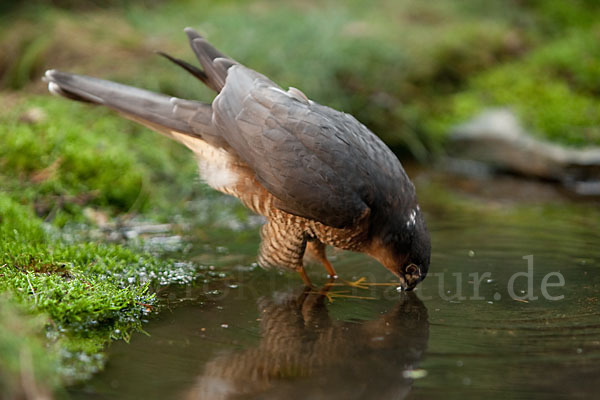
[184,27,227,61]
[184,27,236,92]
[156,51,213,90]
[157,27,234,92]
[43,69,212,141]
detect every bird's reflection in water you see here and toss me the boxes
[183,287,429,400]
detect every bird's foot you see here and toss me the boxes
[342,276,371,289]
[326,276,370,289]
[309,289,376,303]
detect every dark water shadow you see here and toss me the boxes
[182,288,429,400]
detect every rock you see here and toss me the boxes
[447,108,600,195]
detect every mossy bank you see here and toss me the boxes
[0,97,208,398]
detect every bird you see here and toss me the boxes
[43,28,431,290]
[183,288,429,400]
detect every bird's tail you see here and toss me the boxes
[43,69,214,142]
[43,27,237,146]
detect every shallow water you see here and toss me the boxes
[70,171,600,400]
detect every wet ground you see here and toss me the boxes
[70,169,600,400]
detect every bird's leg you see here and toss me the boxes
[305,240,338,278]
[305,240,375,289]
[258,220,314,287]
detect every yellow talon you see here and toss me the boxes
[343,277,370,289]
[326,276,370,289]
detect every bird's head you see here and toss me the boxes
[368,205,431,291]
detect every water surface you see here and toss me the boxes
[70,171,600,399]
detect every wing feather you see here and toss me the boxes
[212,65,412,228]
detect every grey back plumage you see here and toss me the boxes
[211,65,415,228]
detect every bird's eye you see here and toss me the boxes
[405,264,418,276]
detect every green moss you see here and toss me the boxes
[526,0,600,32]
[0,97,199,220]
[0,95,204,392]
[427,27,600,147]
[0,192,205,390]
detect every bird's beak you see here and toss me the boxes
[402,263,423,291]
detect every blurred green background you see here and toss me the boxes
[3,0,600,152]
[2,0,600,218]
[1,0,599,398]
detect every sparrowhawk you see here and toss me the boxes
[44,28,431,290]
